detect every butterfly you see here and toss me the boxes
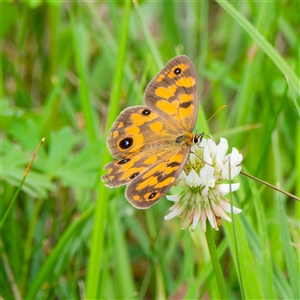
[102,55,202,209]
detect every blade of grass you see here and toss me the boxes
[205,226,227,299]
[185,238,228,299]
[195,1,209,134]
[223,213,263,298]
[85,1,132,298]
[227,2,274,131]
[286,75,300,116]
[216,0,300,96]
[39,66,68,136]
[145,208,166,299]
[86,2,140,101]
[242,169,274,298]
[132,0,163,69]
[228,167,245,300]
[71,15,98,142]
[20,198,44,294]
[272,130,300,299]
[111,207,136,298]
[1,240,22,300]
[125,214,152,259]
[26,208,92,299]
[296,123,300,239]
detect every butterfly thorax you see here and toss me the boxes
[175,132,203,146]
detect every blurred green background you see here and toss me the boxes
[1,1,299,299]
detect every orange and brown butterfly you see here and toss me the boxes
[102,55,203,209]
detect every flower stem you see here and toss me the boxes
[205,226,228,299]
[240,171,300,201]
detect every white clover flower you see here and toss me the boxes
[164,137,242,231]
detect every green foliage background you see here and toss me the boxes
[1,1,299,299]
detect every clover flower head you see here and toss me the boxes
[164,137,243,231]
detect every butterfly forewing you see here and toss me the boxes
[144,55,198,132]
[106,106,181,159]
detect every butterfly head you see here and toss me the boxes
[175,132,204,147]
[193,133,204,145]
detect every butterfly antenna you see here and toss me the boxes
[198,105,226,140]
[206,105,227,124]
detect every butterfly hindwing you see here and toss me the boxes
[103,145,181,188]
[125,146,190,208]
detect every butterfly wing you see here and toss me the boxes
[125,146,189,208]
[106,106,182,159]
[144,55,198,132]
[103,144,189,208]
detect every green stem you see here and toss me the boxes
[1,138,45,228]
[85,1,132,298]
[205,226,227,299]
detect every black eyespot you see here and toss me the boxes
[142,109,151,116]
[148,192,157,199]
[174,67,181,75]
[130,172,139,179]
[119,137,133,149]
[117,158,130,164]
